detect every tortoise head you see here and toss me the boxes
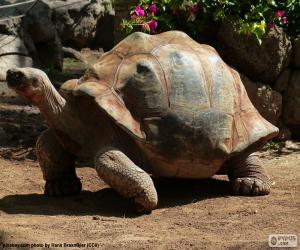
[6,67,49,103]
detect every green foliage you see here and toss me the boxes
[121,0,300,43]
[90,0,112,13]
[43,65,55,75]
[261,140,285,151]
[101,0,112,13]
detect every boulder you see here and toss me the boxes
[0,35,33,80]
[23,0,63,69]
[217,22,292,83]
[34,33,63,70]
[273,68,291,93]
[1,17,38,55]
[0,1,63,70]
[292,37,300,68]
[0,0,114,71]
[283,70,300,128]
[284,140,300,151]
[23,1,56,43]
[240,74,282,125]
[93,14,114,51]
[52,0,114,50]
[0,0,32,19]
[0,18,20,36]
[0,4,42,74]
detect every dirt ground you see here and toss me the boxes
[0,72,299,250]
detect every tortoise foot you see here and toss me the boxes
[95,148,158,213]
[44,177,82,196]
[232,177,271,196]
[132,193,157,214]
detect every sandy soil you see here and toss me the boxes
[0,81,299,250]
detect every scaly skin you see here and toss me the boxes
[95,148,158,212]
[36,129,82,196]
[227,153,272,196]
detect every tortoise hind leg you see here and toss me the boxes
[227,153,273,196]
[95,148,158,212]
[36,129,81,196]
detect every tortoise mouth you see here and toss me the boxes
[6,69,28,90]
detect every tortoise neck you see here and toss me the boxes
[35,78,67,128]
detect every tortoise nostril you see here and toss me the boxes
[15,72,22,79]
[6,69,14,79]
[6,69,25,88]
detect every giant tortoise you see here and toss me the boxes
[6,31,278,212]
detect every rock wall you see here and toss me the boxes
[51,0,114,50]
[0,0,114,76]
[215,22,299,139]
[0,34,34,80]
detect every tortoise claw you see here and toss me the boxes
[44,177,82,197]
[232,177,271,196]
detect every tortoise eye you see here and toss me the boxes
[136,61,152,74]
[32,78,39,88]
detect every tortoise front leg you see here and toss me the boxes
[36,129,81,196]
[95,148,158,212]
[227,153,272,196]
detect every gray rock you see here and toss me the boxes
[34,32,63,70]
[0,35,33,80]
[283,70,300,126]
[23,0,63,69]
[0,8,40,63]
[0,0,114,70]
[0,1,62,70]
[0,18,21,36]
[24,1,56,43]
[240,74,282,125]
[93,14,114,51]
[52,0,113,49]
[0,0,33,18]
[217,22,292,84]
[285,140,300,151]
[274,69,291,93]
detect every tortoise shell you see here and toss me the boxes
[67,31,278,177]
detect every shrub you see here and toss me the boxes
[121,0,300,43]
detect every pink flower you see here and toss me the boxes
[149,4,157,15]
[275,10,285,17]
[147,19,158,34]
[135,5,145,16]
[190,4,198,14]
[142,23,149,31]
[131,14,137,19]
[268,22,275,30]
[282,16,288,24]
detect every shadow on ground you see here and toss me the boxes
[0,178,231,218]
